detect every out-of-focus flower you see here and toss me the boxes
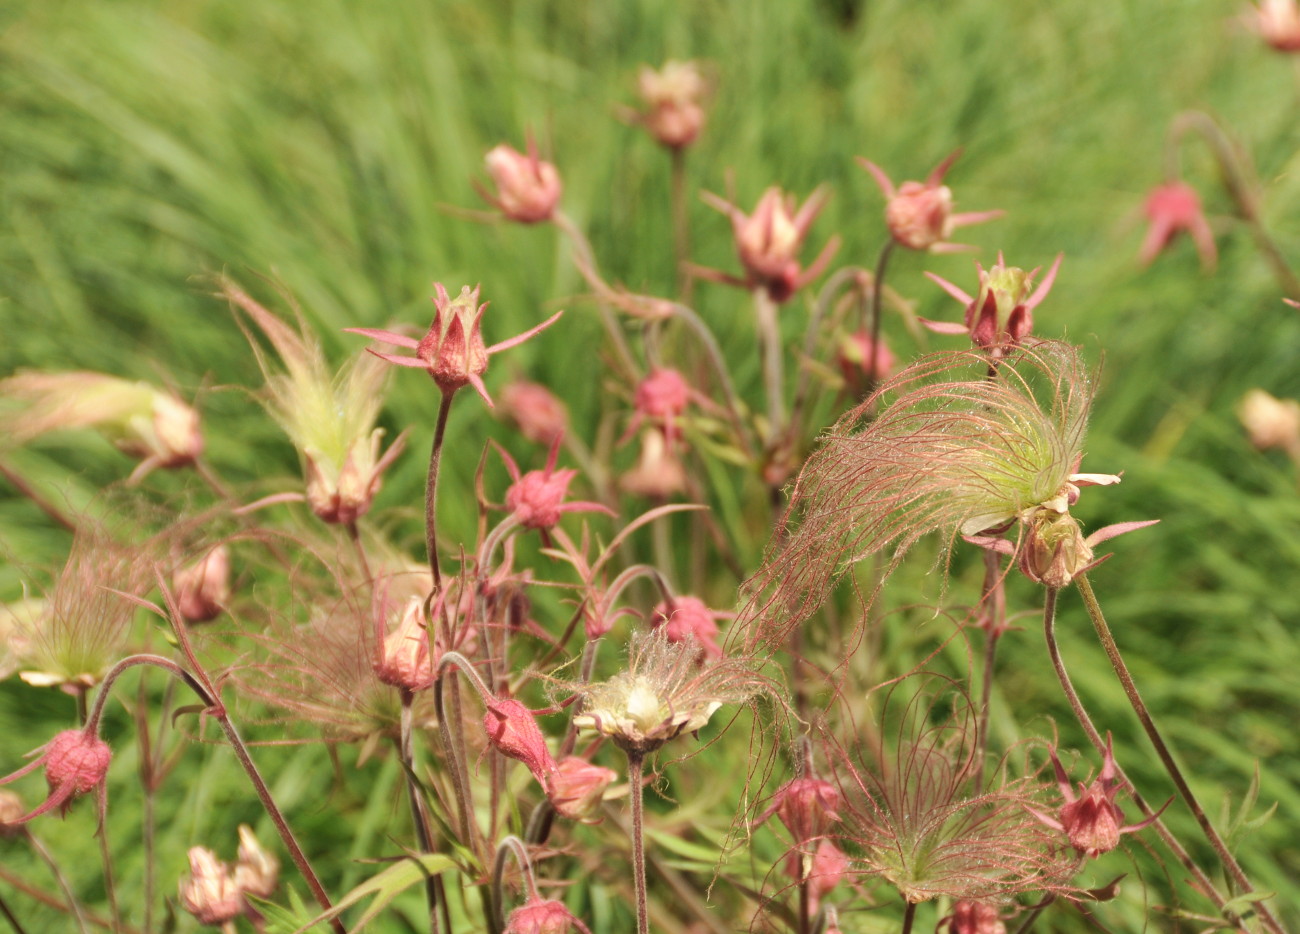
[505,895,593,934]
[836,329,895,395]
[924,254,1062,359]
[573,630,771,755]
[174,546,231,624]
[1247,0,1300,51]
[480,141,563,224]
[649,595,726,660]
[179,847,245,927]
[783,840,849,916]
[700,187,840,302]
[858,151,1004,252]
[1138,182,1217,270]
[372,596,435,693]
[0,790,24,836]
[234,824,279,900]
[620,430,688,500]
[499,381,569,446]
[1036,735,1162,859]
[628,369,691,445]
[347,283,562,406]
[636,60,707,149]
[947,901,1007,934]
[500,437,614,532]
[484,696,557,786]
[0,371,202,483]
[757,775,841,845]
[222,278,404,525]
[0,728,111,824]
[0,598,42,683]
[546,756,618,821]
[1238,388,1300,456]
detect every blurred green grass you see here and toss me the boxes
[2,0,1300,929]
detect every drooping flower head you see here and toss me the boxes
[500,436,615,532]
[0,371,202,483]
[836,329,896,395]
[858,151,1004,252]
[499,380,569,446]
[700,187,840,302]
[179,846,245,926]
[923,254,1062,359]
[1036,734,1162,859]
[545,756,618,821]
[505,895,593,934]
[757,774,841,846]
[572,629,772,756]
[481,140,563,224]
[739,341,1122,649]
[0,728,111,824]
[1138,182,1217,271]
[635,60,708,149]
[347,283,562,405]
[483,696,557,786]
[173,545,231,624]
[649,595,726,660]
[628,368,691,445]
[222,278,404,524]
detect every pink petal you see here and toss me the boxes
[1069,472,1122,487]
[924,271,973,306]
[856,158,896,199]
[559,501,617,518]
[1084,519,1160,547]
[467,372,493,407]
[487,310,565,354]
[925,148,963,187]
[366,348,430,368]
[1025,253,1064,312]
[949,208,1006,229]
[920,317,971,336]
[344,327,420,349]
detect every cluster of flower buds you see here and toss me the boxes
[178,825,279,927]
[635,60,707,150]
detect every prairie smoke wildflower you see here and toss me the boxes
[858,151,1004,252]
[741,341,1122,646]
[372,596,435,693]
[347,283,562,406]
[1238,388,1300,455]
[758,775,841,846]
[946,901,1007,934]
[0,371,201,482]
[222,279,404,524]
[1138,182,1217,270]
[649,595,725,660]
[635,60,708,149]
[505,895,592,934]
[500,437,614,532]
[628,368,691,445]
[546,756,618,821]
[483,696,557,786]
[499,380,569,446]
[1247,0,1300,51]
[830,689,1076,904]
[783,839,850,916]
[173,545,231,624]
[233,824,279,899]
[700,187,839,302]
[179,846,245,926]
[1037,735,1162,859]
[836,329,895,394]
[572,630,771,756]
[480,140,563,224]
[924,254,1062,359]
[620,430,688,500]
[0,728,111,824]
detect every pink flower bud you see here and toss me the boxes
[650,596,724,660]
[484,697,556,785]
[759,776,841,844]
[637,61,707,150]
[783,840,849,915]
[173,546,231,624]
[1041,735,1161,859]
[836,330,895,395]
[234,824,279,900]
[0,790,24,837]
[860,151,1003,253]
[505,896,590,934]
[620,430,687,500]
[499,381,569,446]
[546,756,618,820]
[948,901,1007,934]
[503,438,614,532]
[1138,182,1216,271]
[43,729,111,804]
[484,143,563,224]
[179,847,244,926]
[373,597,435,692]
[1249,0,1300,52]
[631,369,691,445]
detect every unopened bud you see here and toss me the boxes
[505,895,589,934]
[44,729,111,802]
[373,597,435,692]
[485,144,563,224]
[948,901,1007,934]
[174,546,231,624]
[179,847,244,926]
[637,61,707,149]
[234,824,279,899]
[500,381,569,446]
[546,756,618,820]
[650,596,723,660]
[759,777,840,844]
[484,697,556,784]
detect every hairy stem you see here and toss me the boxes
[26,832,90,934]
[900,900,917,934]
[400,692,442,934]
[973,549,1007,790]
[868,240,895,390]
[426,390,456,593]
[0,459,78,533]
[753,286,785,440]
[626,751,650,934]
[1075,574,1282,934]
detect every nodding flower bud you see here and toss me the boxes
[1040,735,1162,859]
[505,896,592,934]
[631,369,691,443]
[636,60,707,150]
[0,790,24,836]
[836,329,896,395]
[1017,509,1093,590]
[1238,388,1300,455]
[650,596,724,660]
[373,597,435,692]
[783,840,849,915]
[948,901,1007,934]
[483,142,563,224]
[502,437,615,532]
[546,756,618,821]
[484,697,556,785]
[1249,0,1300,52]
[174,546,231,624]
[1138,182,1217,271]
[0,729,117,823]
[179,847,245,926]
[758,776,841,844]
[499,381,569,446]
[234,824,279,900]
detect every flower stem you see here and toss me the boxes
[1074,574,1283,934]
[753,286,786,440]
[426,389,456,593]
[868,240,895,390]
[1041,587,1254,931]
[973,549,1007,790]
[625,751,650,934]
[24,831,89,934]
[900,901,917,934]
[400,691,442,934]
[670,147,692,304]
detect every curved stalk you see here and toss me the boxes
[1074,574,1283,934]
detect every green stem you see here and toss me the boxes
[1074,574,1283,934]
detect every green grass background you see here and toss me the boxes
[2,0,1299,930]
